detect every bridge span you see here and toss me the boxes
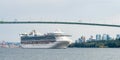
[0,21,120,27]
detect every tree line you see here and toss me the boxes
[69,39,120,48]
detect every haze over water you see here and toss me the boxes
[0,48,120,60]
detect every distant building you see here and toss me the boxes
[102,34,110,40]
[116,34,120,40]
[88,35,94,41]
[96,34,101,40]
[77,36,86,43]
[80,36,86,42]
[75,40,79,44]
[78,38,83,43]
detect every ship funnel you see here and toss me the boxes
[29,30,36,36]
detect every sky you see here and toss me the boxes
[0,0,120,42]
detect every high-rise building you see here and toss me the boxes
[96,34,101,40]
[88,35,94,41]
[78,38,83,43]
[77,36,86,43]
[102,34,110,40]
[81,36,86,42]
[116,34,120,40]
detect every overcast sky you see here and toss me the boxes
[0,0,120,42]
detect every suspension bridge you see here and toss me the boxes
[0,21,120,27]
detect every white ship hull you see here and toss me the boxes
[21,41,70,49]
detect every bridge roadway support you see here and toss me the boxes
[0,21,120,27]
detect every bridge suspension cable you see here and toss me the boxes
[0,21,120,27]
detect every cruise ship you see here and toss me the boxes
[20,30,72,49]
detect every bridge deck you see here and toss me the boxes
[0,21,120,27]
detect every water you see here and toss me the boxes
[0,48,120,60]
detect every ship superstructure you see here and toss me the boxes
[20,30,72,49]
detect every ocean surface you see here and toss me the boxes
[0,48,120,60]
